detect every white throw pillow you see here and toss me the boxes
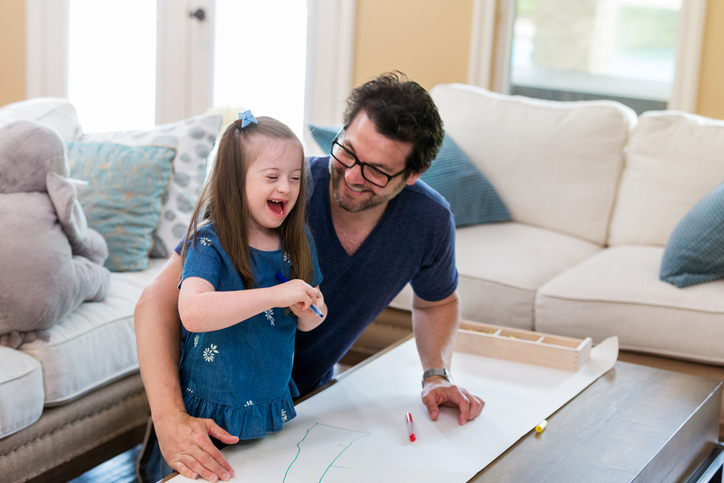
[0,97,82,142]
[608,111,724,247]
[80,114,223,257]
[430,84,636,245]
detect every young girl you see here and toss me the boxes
[177,112,326,441]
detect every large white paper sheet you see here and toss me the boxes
[170,336,618,482]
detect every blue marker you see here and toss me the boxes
[275,273,324,318]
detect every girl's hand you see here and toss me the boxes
[294,286,326,332]
[275,279,318,312]
[289,286,324,319]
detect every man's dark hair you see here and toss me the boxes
[342,71,444,174]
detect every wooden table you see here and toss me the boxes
[470,360,722,482]
[163,342,721,482]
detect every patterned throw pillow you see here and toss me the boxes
[308,124,511,227]
[67,143,176,272]
[80,114,223,258]
[660,182,724,287]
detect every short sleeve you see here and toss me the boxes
[179,232,224,290]
[306,225,323,288]
[174,237,184,256]
[409,211,458,302]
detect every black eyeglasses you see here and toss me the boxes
[331,136,408,188]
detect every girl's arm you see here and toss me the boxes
[179,276,320,332]
[293,285,327,332]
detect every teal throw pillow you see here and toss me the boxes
[660,182,724,287]
[308,124,511,227]
[67,143,176,272]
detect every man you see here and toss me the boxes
[135,72,484,483]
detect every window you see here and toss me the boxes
[509,0,680,114]
[26,0,355,130]
[469,0,706,114]
[67,0,157,132]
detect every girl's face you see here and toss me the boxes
[244,138,303,240]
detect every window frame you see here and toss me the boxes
[467,0,708,112]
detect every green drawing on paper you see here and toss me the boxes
[283,423,371,482]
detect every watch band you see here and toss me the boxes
[422,368,453,387]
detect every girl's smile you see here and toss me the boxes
[245,138,303,247]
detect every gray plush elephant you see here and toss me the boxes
[0,120,110,348]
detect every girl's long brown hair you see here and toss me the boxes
[181,116,313,289]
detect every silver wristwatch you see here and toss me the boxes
[422,368,453,388]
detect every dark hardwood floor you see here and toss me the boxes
[67,444,141,483]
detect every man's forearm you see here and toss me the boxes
[134,255,187,423]
[411,291,461,371]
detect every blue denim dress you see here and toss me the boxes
[178,224,322,439]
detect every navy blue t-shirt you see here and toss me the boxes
[293,157,458,394]
[175,156,458,396]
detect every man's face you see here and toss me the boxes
[329,112,419,213]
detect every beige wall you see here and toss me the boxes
[2,1,723,119]
[352,0,474,91]
[0,0,26,106]
[697,0,724,119]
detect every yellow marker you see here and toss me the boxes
[535,419,548,433]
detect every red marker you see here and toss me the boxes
[405,412,416,442]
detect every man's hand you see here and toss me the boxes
[156,412,239,482]
[421,376,485,425]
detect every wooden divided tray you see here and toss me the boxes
[455,320,592,372]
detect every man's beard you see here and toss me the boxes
[330,162,408,213]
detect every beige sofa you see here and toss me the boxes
[347,84,724,438]
[0,98,167,483]
[0,260,164,483]
[0,95,225,483]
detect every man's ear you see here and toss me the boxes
[406,171,423,185]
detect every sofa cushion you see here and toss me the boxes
[68,143,176,271]
[19,259,167,406]
[430,84,636,245]
[0,346,44,438]
[307,123,512,227]
[536,246,724,365]
[660,182,724,287]
[80,114,223,259]
[0,97,83,142]
[608,111,724,247]
[389,222,601,329]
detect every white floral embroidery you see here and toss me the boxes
[199,237,212,246]
[203,344,219,362]
[283,252,290,264]
[244,400,254,407]
[264,309,275,326]
[193,334,199,347]
[281,409,288,422]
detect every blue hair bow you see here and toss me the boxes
[239,110,258,128]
